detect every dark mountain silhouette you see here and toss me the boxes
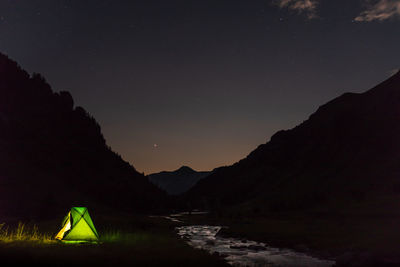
[0,53,167,220]
[187,70,400,215]
[148,166,211,195]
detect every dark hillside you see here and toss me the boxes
[187,71,400,215]
[0,53,166,220]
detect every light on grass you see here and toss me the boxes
[0,222,54,243]
[100,230,122,243]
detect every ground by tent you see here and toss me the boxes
[55,207,99,242]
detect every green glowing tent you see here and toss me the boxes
[55,207,99,242]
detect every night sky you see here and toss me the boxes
[0,0,399,174]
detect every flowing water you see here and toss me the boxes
[176,225,336,267]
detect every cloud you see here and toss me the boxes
[275,0,320,19]
[355,0,400,22]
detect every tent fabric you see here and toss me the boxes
[55,212,71,240]
[55,207,99,242]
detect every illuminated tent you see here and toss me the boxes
[55,207,99,242]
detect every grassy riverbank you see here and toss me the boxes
[0,214,228,266]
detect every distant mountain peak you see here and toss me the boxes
[148,166,211,195]
[177,166,195,173]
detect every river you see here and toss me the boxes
[176,225,335,267]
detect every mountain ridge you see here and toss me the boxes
[186,70,400,215]
[0,52,167,219]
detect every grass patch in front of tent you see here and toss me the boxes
[0,222,54,244]
[99,230,161,244]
